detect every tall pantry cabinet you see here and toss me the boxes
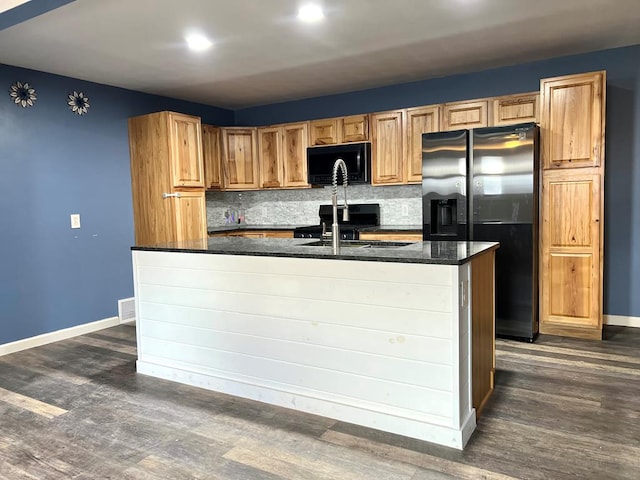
[539,71,606,340]
[128,111,207,246]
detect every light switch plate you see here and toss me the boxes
[70,214,81,229]
[401,204,409,216]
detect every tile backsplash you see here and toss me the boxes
[206,184,422,227]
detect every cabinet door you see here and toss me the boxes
[202,125,222,189]
[371,111,404,185]
[540,170,602,339]
[168,112,204,187]
[491,93,539,126]
[221,128,259,190]
[442,101,488,131]
[540,71,605,169]
[174,191,207,242]
[405,106,440,183]
[341,115,368,143]
[258,127,283,188]
[309,118,339,145]
[282,123,309,188]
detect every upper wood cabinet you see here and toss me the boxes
[221,127,260,190]
[540,170,602,339]
[282,122,309,187]
[258,126,283,188]
[540,71,606,169]
[202,124,223,190]
[309,114,368,145]
[490,92,539,126]
[167,112,205,188]
[370,110,404,185]
[128,111,206,245]
[442,100,488,131]
[258,122,309,189]
[404,106,440,183]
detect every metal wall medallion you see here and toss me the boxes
[9,81,37,107]
[67,91,90,115]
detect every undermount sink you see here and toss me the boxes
[298,240,413,249]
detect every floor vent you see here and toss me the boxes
[118,297,136,324]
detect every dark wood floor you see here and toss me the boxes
[0,324,638,479]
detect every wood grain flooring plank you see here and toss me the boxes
[224,438,416,480]
[65,335,137,356]
[321,430,519,480]
[0,387,67,419]
[498,339,640,364]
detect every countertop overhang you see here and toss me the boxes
[131,237,499,265]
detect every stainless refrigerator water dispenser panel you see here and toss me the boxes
[422,130,469,241]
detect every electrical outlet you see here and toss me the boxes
[401,204,409,216]
[70,214,81,229]
[261,206,268,218]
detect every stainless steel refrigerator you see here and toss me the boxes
[422,123,539,341]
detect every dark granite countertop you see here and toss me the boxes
[208,224,305,234]
[132,237,498,266]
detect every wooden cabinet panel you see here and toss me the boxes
[282,122,309,187]
[174,191,207,242]
[209,230,293,238]
[371,110,404,185]
[222,128,259,190]
[540,170,602,339]
[548,254,593,321]
[202,125,222,190]
[168,113,204,188]
[258,127,283,188]
[442,101,488,131]
[491,93,539,126]
[405,106,440,183]
[540,71,605,169]
[129,111,207,246]
[309,118,339,145]
[259,123,308,189]
[309,115,368,145]
[341,115,368,143]
[358,232,422,242]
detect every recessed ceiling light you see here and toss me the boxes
[186,33,213,52]
[298,4,324,23]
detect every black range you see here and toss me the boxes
[293,203,380,240]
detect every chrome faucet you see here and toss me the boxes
[331,158,349,254]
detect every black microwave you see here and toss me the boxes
[307,142,371,186]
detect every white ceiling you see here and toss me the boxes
[1,0,640,109]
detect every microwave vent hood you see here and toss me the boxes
[306,142,371,186]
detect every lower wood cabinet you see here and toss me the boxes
[209,230,293,239]
[358,231,422,242]
[540,170,603,339]
[174,191,207,242]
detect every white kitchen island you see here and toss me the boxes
[132,238,497,449]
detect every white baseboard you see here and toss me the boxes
[0,316,120,357]
[604,315,640,328]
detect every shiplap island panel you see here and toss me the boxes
[132,238,497,449]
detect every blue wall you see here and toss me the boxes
[0,63,233,344]
[237,45,640,319]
